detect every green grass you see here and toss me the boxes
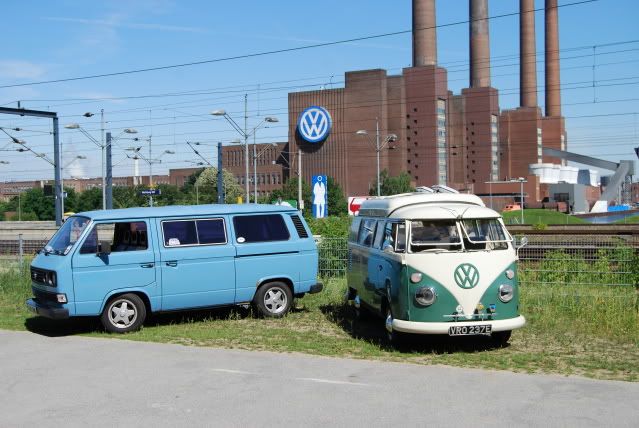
[502,209,588,225]
[614,215,639,224]
[1,263,637,382]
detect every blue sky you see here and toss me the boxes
[0,0,638,183]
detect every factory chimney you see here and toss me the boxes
[412,0,437,66]
[545,0,561,116]
[520,0,537,107]
[470,0,491,88]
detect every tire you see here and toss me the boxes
[491,330,512,347]
[101,293,146,333]
[385,305,407,347]
[254,282,293,318]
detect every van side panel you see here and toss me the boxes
[232,215,316,302]
[156,217,236,311]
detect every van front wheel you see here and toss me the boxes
[101,293,146,333]
[254,282,292,318]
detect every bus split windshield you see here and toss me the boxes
[409,218,510,253]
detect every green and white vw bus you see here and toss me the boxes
[346,190,526,345]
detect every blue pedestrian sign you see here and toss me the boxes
[140,188,161,196]
[312,175,328,218]
[298,106,332,143]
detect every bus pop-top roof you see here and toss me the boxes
[357,193,501,220]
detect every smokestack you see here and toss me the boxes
[470,0,491,88]
[545,0,561,116]
[520,0,537,107]
[412,0,437,67]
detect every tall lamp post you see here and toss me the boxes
[65,122,137,209]
[126,146,174,207]
[355,120,398,196]
[211,106,278,203]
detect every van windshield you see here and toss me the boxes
[43,216,91,255]
[409,220,461,252]
[461,218,510,250]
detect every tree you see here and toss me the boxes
[196,167,244,204]
[327,176,347,216]
[76,187,102,212]
[369,170,415,196]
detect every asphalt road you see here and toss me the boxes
[0,330,637,427]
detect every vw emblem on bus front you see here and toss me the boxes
[454,263,480,289]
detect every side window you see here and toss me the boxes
[348,218,362,242]
[233,214,290,243]
[80,221,148,254]
[393,222,406,253]
[163,221,198,246]
[357,219,377,247]
[373,221,386,249]
[196,219,226,244]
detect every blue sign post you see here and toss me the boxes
[312,175,328,218]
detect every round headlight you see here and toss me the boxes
[498,284,514,303]
[505,269,515,280]
[415,286,436,306]
[410,272,423,283]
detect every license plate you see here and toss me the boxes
[448,324,492,336]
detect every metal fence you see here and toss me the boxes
[316,236,639,288]
[2,235,637,289]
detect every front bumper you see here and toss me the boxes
[26,298,69,320]
[392,315,526,335]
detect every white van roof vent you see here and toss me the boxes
[415,186,434,193]
[431,185,459,194]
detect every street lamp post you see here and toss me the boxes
[211,105,278,203]
[126,142,174,207]
[485,178,528,224]
[356,119,398,197]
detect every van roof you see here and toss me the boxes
[76,204,298,221]
[358,193,488,218]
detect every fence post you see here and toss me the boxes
[18,233,24,272]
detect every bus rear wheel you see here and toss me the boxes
[491,330,512,347]
[254,281,292,318]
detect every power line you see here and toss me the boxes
[0,0,598,90]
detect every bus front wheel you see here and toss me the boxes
[491,330,512,347]
[101,293,146,333]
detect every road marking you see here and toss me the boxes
[211,369,253,375]
[296,378,370,387]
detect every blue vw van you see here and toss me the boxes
[26,204,322,333]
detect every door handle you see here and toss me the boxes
[378,265,383,271]
[165,261,178,267]
[140,263,155,268]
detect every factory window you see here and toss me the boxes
[415,165,419,169]
[407,125,411,129]
[407,160,411,164]
[413,108,418,112]
[406,114,410,118]
[414,131,418,135]
[414,120,417,124]
[407,136,411,141]
[407,148,411,153]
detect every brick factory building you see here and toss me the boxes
[287,0,569,203]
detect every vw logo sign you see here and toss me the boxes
[297,106,332,143]
[454,264,480,289]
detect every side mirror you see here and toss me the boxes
[97,241,111,256]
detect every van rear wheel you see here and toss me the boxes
[101,293,146,333]
[254,282,292,318]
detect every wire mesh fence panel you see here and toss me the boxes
[318,235,639,288]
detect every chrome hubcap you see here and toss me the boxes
[264,287,287,314]
[109,300,137,328]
